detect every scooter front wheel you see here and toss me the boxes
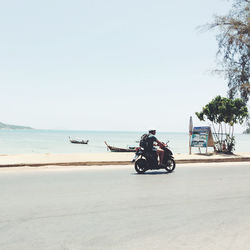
[165,159,175,173]
[135,159,147,174]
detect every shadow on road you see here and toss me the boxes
[131,171,171,175]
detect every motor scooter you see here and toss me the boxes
[132,142,176,174]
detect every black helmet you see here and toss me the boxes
[148,129,156,133]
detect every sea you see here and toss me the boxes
[0,129,249,155]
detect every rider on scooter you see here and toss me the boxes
[147,129,165,165]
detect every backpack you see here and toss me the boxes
[139,134,149,148]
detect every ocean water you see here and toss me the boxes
[0,129,249,155]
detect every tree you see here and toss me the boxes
[206,0,250,102]
[196,96,249,153]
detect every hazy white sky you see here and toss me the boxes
[1,0,243,132]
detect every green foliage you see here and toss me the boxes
[196,95,249,152]
[196,96,248,125]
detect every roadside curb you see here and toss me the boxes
[1,157,250,168]
[176,157,250,164]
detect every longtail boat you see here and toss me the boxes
[104,141,136,152]
[69,137,89,144]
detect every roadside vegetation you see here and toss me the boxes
[196,96,248,153]
[205,0,249,102]
[196,0,250,148]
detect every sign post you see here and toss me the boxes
[189,116,193,155]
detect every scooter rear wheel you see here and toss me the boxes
[165,159,176,173]
[135,159,147,174]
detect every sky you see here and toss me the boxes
[1,0,245,132]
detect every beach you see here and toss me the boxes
[1,129,250,167]
[1,152,250,168]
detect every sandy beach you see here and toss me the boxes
[1,152,250,168]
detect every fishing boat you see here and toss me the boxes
[69,137,89,144]
[104,141,136,152]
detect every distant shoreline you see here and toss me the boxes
[0,122,33,130]
[0,128,33,130]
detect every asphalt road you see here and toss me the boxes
[0,162,250,250]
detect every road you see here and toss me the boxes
[0,162,250,250]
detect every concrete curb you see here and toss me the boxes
[0,161,131,168]
[176,157,250,164]
[1,157,250,168]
